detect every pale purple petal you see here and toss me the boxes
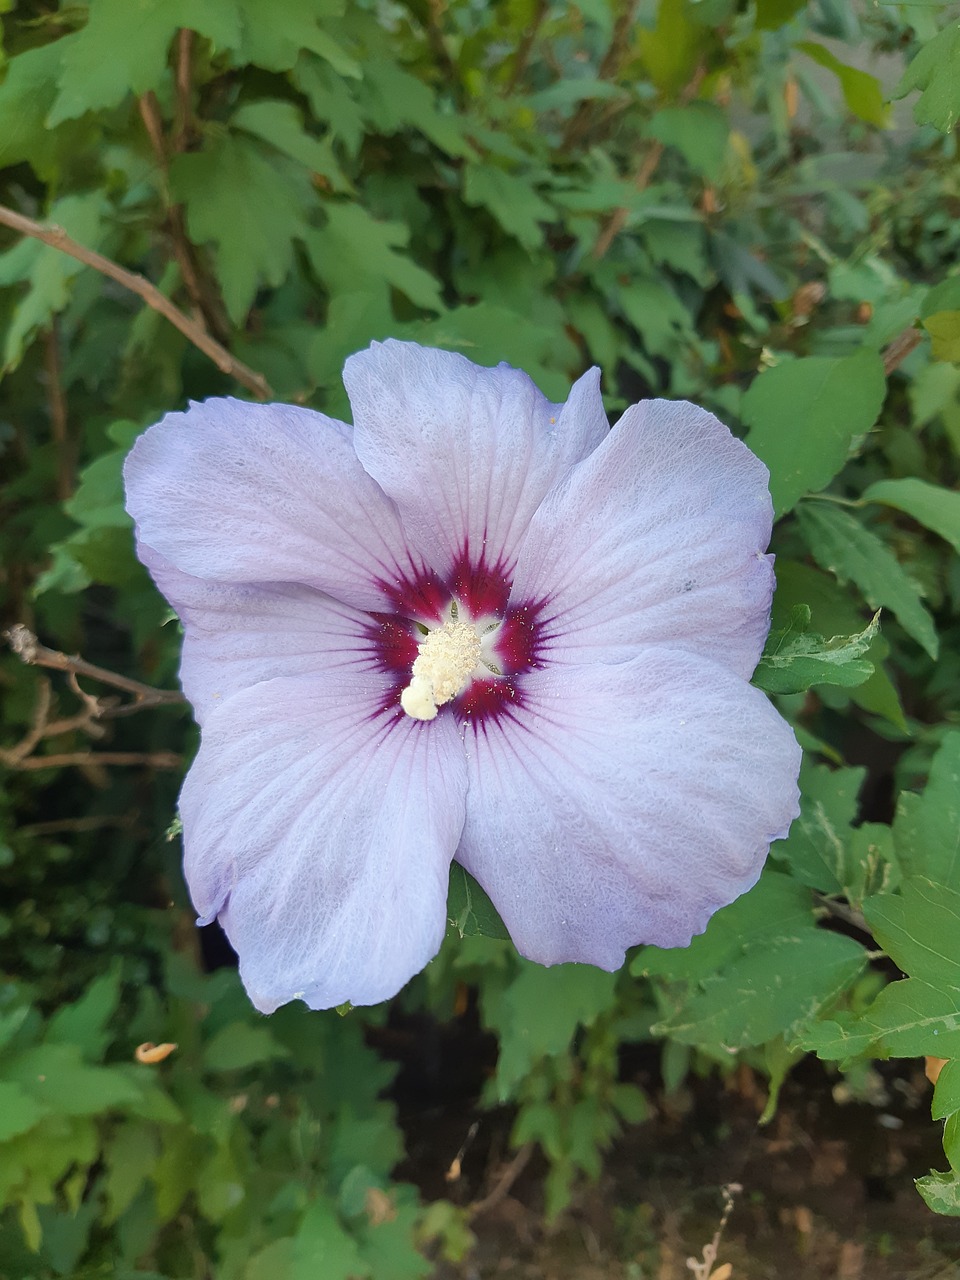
[343,340,608,577]
[124,397,427,611]
[137,544,376,726]
[180,673,467,1012]
[510,400,775,678]
[456,650,800,968]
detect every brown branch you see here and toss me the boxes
[0,203,273,400]
[174,28,194,154]
[882,325,923,377]
[504,0,548,94]
[592,63,707,260]
[138,92,230,340]
[12,750,181,771]
[561,0,640,152]
[468,1142,535,1219]
[5,625,185,712]
[42,321,73,500]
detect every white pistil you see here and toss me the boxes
[401,620,483,721]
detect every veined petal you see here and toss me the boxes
[180,673,467,1012]
[137,544,378,726]
[456,650,800,969]
[344,340,608,577]
[124,397,426,612]
[510,400,775,678]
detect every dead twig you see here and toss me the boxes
[468,1142,535,1219]
[0,203,273,400]
[5,625,185,713]
[882,325,923,377]
[43,321,73,500]
[12,750,181,771]
[562,0,641,152]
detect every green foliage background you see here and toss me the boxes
[1,0,960,1273]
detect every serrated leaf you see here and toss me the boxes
[895,22,960,133]
[447,864,510,940]
[892,731,960,885]
[652,932,866,1050]
[864,879,960,990]
[796,503,938,659]
[307,204,442,312]
[462,165,553,251]
[45,963,122,1058]
[359,59,473,157]
[863,477,960,553]
[753,604,878,694]
[47,0,242,126]
[808,978,960,1060]
[232,100,350,190]
[5,1043,143,1115]
[772,762,865,895]
[171,133,309,323]
[0,1082,48,1141]
[231,0,359,76]
[204,1022,289,1072]
[742,350,887,516]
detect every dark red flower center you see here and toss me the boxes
[366,548,547,728]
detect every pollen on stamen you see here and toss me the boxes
[400,620,483,721]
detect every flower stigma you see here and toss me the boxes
[400,615,485,721]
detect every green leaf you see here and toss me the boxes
[806,978,960,1060]
[171,133,309,323]
[753,604,878,694]
[646,103,730,183]
[0,41,84,176]
[863,477,960,553]
[231,0,360,76]
[652,932,866,1050]
[741,350,886,516]
[359,59,473,157]
[446,865,510,940]
[796,503,938,659]
[0,191,106,370]
[47,0,242,126]
[0,1082,48,1141]
[307,204,443,312]
[892,731,960,885]
[864,879,960,990]
[232,100,350,190]
[5,1044,143,1115]
[635,870,816,983]
[45,963,122,1058]
[895,22,960,133]
[462,164,554,251]
[916,1169,960,1217]
[933,1059,960,1121]
[923,311,960,362]
[204,1023,289,1072]
[772,762,865,895]
[797,42,889,127]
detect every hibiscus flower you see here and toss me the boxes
[124,340,801,1013]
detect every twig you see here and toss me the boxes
[174,28,194,154]
[12,750,181,771]
[882,325,923,377]
[138,91,230,340]
[592,63,706,260]
[468,1142,534,1219]
[561,0,640,152]
[0,203,273,400]
[687,1182,741,1280]
[504,0,548,93]
[42,321,73,500]
[5,625,185,712]
[424,0,460,98]
[815,894,870,936]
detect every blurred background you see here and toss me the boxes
[1,1,960,1276]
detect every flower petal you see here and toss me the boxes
[510,400,775,678]
[456,650,800,969]
[137,544,377,726]
[124,398,424,611]
[344,340,608,577]
[180,673,468,1012]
